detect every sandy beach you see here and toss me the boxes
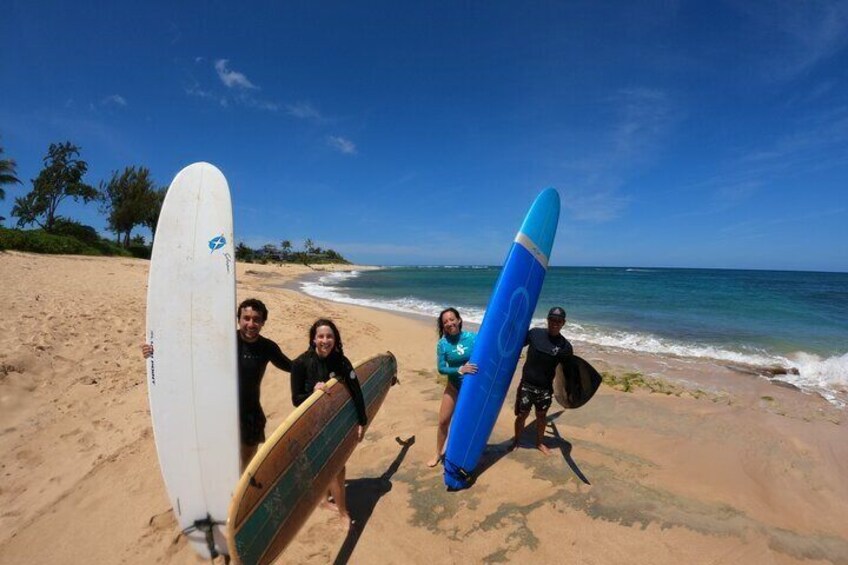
[1,251,846,564]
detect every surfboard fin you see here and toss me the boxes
[182,514,225,559]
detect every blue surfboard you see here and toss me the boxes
[444,188,560,490]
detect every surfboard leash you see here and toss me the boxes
[181,513,226,559]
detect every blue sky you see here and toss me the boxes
[2,1,846,271]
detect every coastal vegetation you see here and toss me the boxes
[0,138,349,263]
[235,239,350,265]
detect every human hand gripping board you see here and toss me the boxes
[444,188,560,490]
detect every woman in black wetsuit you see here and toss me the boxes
[290,318,367,529]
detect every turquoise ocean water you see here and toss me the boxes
[300,266,848,406]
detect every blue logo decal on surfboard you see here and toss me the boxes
[208,235,226,253]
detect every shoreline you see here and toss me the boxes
[284,263,845,416]
[2,252,846,564]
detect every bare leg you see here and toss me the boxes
[427,384,458,467]
[240,443,258,472]
[535,409,551,455]
[511,412,529,451]
[328,466,351,529]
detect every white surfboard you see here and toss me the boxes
[146,162,240,558]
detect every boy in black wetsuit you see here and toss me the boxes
[511,306,573,455]
[142,298,292,470]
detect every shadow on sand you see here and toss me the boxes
[471,410,590,486]
[332,435,416,565]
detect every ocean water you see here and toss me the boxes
[300,266,848,406]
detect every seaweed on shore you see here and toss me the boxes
[601,370,709,400]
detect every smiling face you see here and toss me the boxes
[440,310,462,337]
[313,324,337,358]
[238,306,265,342]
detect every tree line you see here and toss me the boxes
[1,140,164,248]
[236,238,349,265]
[0,139,349,263]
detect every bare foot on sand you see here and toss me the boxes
[536,443,551,456]
[508,441,519,452]
[426,454,443,467]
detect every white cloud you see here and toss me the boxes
[214,59,258,90]
[327,135,357,155]
[101,94,127,108]
[286,102,323,121]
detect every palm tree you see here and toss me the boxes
[0,144,22,200]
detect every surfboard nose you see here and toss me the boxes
[518,188,560,260]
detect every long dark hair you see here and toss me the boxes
[437,307,462,338]
[308,318,344,354]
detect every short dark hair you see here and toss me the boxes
[238,298,268,322]
[309,318,344,354]
[437,307,463,338]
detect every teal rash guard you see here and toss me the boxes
[436,330,476,389]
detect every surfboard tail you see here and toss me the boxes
[443,458,472,490]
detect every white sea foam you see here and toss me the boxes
[526,317,848,406]
[303,274,847,407]
[300,272,487,323]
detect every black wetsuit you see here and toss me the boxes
[238,334,292,445]
[290,349,368,426]
[515,327,573,414]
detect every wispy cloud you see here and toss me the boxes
[560,175,632,222]
[100,94,127,108]
[185,82,227,106]
[214,59,258,90]
[185,59,278,111]
[327,135,357,155]
[559,87,676,222]
[672,105,848,219]
[737,1,848,80]
[612,87,675,165]
[286,102,324,121]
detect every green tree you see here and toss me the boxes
[0,144,22,200]
[303,238,315,254]
[100,166,159,247]
[11,142,97,231]
[235,242,255,262]
[280,239,292,261]
[141,186,166,242]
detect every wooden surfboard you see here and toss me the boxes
[146,162,239,558]
[227,352,398,565]
[553,355,602,410]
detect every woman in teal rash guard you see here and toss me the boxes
[427,307,477,468]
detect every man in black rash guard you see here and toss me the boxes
[511,306,573,455]
[236,298,292,470]
[142,298,292,471]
